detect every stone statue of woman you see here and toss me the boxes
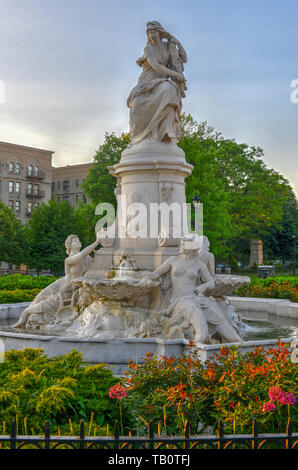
[127,21,187,146]
[144,239,242,344]
[13,234,101,328]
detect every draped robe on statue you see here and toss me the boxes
[127,47,182,145]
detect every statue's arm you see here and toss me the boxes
[144,46,184,82]
[208,253,215,277]
[65,237,101,266]
[195,261,215,294]
[150,258,172,280]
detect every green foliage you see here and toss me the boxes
[263,190,298,263]
[179,117,232,258]
[179,114,292,263]
[0,275,58,304]
[0,274,57,291]
[0,201,26,265]
[82,132,131,206]
[0,289,40,303]
[0,349,120,434]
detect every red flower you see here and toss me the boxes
[262,402,276,413]
[109,383,127,399]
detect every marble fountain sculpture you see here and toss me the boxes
[13,21,250,351]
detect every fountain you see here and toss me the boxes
[1,21,296,373]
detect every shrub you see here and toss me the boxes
[236,276,298,302]
[0,348,121,435]
[0,275,57,291]
[0,289,41,303]
[124,341,297,436]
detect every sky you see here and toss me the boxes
[1,0,298,194]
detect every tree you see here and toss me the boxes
[25,198,92,274]
[0,201,26,266]
[179,119,232,258]
[263,190,298,264]
[82,132,131,206]
[179,114,292,263]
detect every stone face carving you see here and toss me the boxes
[127,21,187,146]
[13,235,101,328]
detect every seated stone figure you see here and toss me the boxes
[144,238,242,344]
[14,234,101,328]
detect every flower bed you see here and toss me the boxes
[123,341,297,436]
[236,276,298,303]
[0,343,296,438]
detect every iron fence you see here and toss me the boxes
[0,418,296,450]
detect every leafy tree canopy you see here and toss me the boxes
[0,201,26,265]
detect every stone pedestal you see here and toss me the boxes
[94,140,193,272]
[249,239,263,266]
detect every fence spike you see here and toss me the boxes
[10,420,16,450]
[217,419,224,450]
[252,418,258,450]
[148,421,154,449]
[80,420,85,450]
[286,417,292,450]
[44,420,50,449]
[114,420,119,449]
[184,420,190,450]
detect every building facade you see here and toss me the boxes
[0,141,53,224]
[51,163,91,206]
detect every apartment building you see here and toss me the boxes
[51,163,91,206]
[0,141,53,224]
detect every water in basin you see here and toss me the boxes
[238,310,298,341]
[0,310,297,341]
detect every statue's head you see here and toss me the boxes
[201,236,210,251]
[65,234,81,255]
[180,235,201,254]
[146,21,168,44]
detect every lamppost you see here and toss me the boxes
[192,194,200,236]
[292,233,296,275]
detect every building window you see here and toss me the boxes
[57,197,60,203]
[15,201,20,212]
[15,163,20,174]
[8,200,13,210]
[27,201,32,213]
[82,194,87,203]
[9,162,14,173]
[34,165,39,176]
[27,183,33,194]
[58,181,61,190]
[63,180,69,191]
[15,182,21,193]
[8,181,14,193]
[52,182,55,191]
[33,184,39,195]
[76,179,79,187]
[27,165,33,176]
[76,194,79,202]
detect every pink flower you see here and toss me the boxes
[268,386,283,402]
[278,392,296,406]
[109,383,127,400]
[262,402,277,413]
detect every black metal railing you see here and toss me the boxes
[0,418,296,450]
